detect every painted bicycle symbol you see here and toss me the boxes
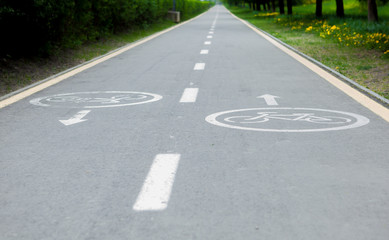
[206,108,369,133]
[44,95,147,105]
[224,111,352,124]
[30,91,162,108]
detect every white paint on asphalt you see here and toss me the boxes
[200,50,209,54]
[133,154,181,211]
[180,88,199,103]
[194,63,205,70]
[206,108,370,133]
[209,31,214,34]
[59,110,91,126]
[204,41,212,45]
[257,94,280,106]
[207,36,213,39]
[30,91,163,109]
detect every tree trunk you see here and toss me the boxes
[287,0,292,15]
[271,0,276,12]
[336,0,344,17]
[367,0,378,22]
[316,0,322,17]
[279,0,285,14]
[266,0,271,11]
[255,0,262,11]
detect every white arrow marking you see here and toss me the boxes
[59,110,91,126]
[257,95,280,106]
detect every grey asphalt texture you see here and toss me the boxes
[1,5,389,240]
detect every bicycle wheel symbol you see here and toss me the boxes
[206,108,369,133]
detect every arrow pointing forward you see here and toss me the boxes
[257,94,280,106]
[59,110,91,126]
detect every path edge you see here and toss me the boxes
[229,11,389,108]
[228,9,389,122]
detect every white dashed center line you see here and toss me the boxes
[133,154,181,211]
[204,41,211,45]
[207,36,213,39]
[180,88,199,103]
[194,63,205,70]
[200,50,209,54]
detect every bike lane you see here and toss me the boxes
[118,6,389,240]
[0,7,223,239]
[0,5,388,240]
[126,5,389,240]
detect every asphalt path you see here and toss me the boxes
[1,5,389,240]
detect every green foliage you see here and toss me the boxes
[0,0,213,57]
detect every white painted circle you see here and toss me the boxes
[205,108,370,132]
[30,91,162,109]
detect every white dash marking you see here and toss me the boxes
[180,88,199,103]
[207,36,213,39]
[133,154,181,211]
[204,41,211,45]
[209,31,214,34]
[200,50,209,54]
[194,63,205,70]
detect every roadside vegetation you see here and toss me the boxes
[0,0,214,96]
[225,0,389,100]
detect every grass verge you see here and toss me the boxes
[228,5,389,100]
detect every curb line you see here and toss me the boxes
[228,9,389,122]
[244,20,389,108]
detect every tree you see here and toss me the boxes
[367,0,378,21]
[336,0,345,17]
[262,0,268,10]
[279,0,285,14]
[255,0,262,10]
[287,0,292,14]
[271,0,276,12]
[316,0,322,17]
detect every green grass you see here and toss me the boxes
[228,0,389,100]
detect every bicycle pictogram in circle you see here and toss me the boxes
[206,108,369,132]
[30,91,162,108]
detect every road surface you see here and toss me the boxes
[1,5,389,240]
